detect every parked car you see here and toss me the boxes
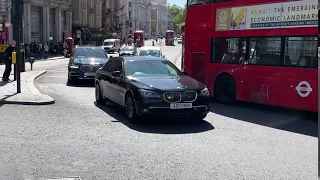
[177,37,183,44]
[67,46,108,84]
[138,46,165,58]
[95,56,210,123]
[119,45,137,56]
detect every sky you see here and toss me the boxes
[167,0,185,8]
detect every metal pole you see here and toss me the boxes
[181,36,184,71]
[20,7,25,72]
[14,0,22,93]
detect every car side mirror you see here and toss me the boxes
[182,71,188,76]
[112,71,122,77]
[162,55,165,58]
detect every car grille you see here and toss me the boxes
[163,92,181,102]
[80,65,101,72]
[104,47,110,50]
[181,91,197,102]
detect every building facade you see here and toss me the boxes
[0,0,10,45]
[150,0,168,36]
[23,0,73,43]
[119,0,151,39]
[73,0,113,45]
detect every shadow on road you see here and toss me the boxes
[0,93,18,107]
[210,100,317,137]
[66,80,95,87]
[95,103,214,134]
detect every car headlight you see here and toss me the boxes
[138,89,160,98]
[199,87,209,96]
[69,64,79,68]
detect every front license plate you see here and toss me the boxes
[170,103,192,109]
[84,73,95,76]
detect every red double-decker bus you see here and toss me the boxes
[184,0,318,112]
[165,30,175,46]
[133,30,145,47]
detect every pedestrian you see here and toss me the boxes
[2,40,16,81]
[44,43,49,59]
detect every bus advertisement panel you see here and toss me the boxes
[185,0,318,112]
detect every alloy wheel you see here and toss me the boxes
[125,97,134,118]
[95,84,100,101]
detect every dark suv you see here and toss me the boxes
[67,46,109,84]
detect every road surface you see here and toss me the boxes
[0,40,317,179]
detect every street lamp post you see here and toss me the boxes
[12,0,23,93]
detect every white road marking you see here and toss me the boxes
[38,84,53,92]
[45,75,66,78]
[50,68,66,72]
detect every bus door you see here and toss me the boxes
[242,37,283,105]
[243,37,317,111]
[279,36,318,111]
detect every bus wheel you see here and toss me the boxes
[214,74,236,104]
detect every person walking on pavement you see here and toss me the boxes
[2,40,16,81]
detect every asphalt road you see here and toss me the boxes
[0,40,317,179]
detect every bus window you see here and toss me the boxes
[211,37,246,64]
[285,36,317,68]
[248,37,281,66]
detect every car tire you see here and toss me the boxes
[95,83,107,105]
[125,93,143,124]
[214,74,236,104]
[67,78,73,85]
[67,74,74,85]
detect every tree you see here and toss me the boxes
[168,5,182,17]
[169,5,186,33]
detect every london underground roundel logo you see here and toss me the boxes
[219,11,227,23]
[295,81,312,97]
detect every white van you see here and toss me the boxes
[102,39,121,53]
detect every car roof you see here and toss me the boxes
[121,56,167,62]
[140,46,161,50]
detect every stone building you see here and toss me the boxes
[23,0,73,43]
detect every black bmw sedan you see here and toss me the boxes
[95,56,210,123]
[68,46,109,84]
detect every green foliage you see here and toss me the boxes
[168,5,182,17]
[169,5,186,33]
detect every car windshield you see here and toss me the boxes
[125,60,183,77]
[103,42,114,46]
[139,49,160,57]
[121,46,134,51]
[74,48,107,58]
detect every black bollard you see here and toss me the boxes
[29,57,34,70]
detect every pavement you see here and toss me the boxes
[0,70,55,105]
[0,57,63,105]
[0,41,317,179]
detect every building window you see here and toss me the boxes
[129,2,131,7]
[62,10,67,30]
[89,13,94,27]
[31,5,42,40]
[90,0,94,8]
[210,36,318,68]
